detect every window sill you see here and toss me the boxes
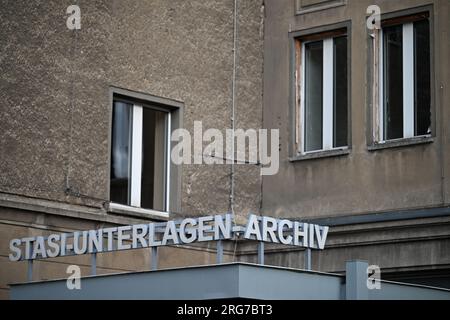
[289,148,350,162]
[368,136,434,151]
[107,202,169,221]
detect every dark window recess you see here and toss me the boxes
[380,15,431,141]
[110,100,168,211]
[141,108,167,212]
[383,25,404,140]
[414,19,431,136]
[333,36,348,148]
[110,101,132,205]
[304,41,323,152]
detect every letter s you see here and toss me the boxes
[9,239,22,262]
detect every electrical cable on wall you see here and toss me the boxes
[229,0,238,216]
[63,1,104,206]
[65,3,78,195]
[230,0,239,262]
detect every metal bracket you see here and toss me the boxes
[151,247,158,270]
[216,240,223,264]
[257,241,264,265]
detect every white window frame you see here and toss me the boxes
[378,22,430,142]
[130,105,143,207]
[111,103,171,216]
[299,37,348,154]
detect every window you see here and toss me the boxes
[377,13,431,142]
[297,30,349,154]
[110,97,171,212]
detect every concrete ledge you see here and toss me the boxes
[304,206,450,226]
[107,203,169,221]
[367,136,434,151]
[289,148,350,162]
[0,192,159,226]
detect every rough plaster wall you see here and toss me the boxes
[262,0,448,219]
[0,1,79,203]
[0,0,263,216]
[438,0,450,204]
[231,0,264,216]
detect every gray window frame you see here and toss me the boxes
[289,21,352,162]
[366,5,435,151]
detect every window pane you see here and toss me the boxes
[333,36,348,148]
[110,101,132,205]
[304,41,323,152]
[384,25,404,140]
[141,108,167,211]
[414,19,431,136]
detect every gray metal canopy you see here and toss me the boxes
[9,261,450,300]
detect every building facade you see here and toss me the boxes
[253,0,450,287]
[0,0,449,299]
[0,0,263,299]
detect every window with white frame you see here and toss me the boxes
[110,98,171,212]
[377,14,431,141]
[297,30,349,154]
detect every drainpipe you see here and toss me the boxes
[229,0,238,216]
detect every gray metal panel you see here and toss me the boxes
[370,281,450,300]
[11,264,240,300]
[10,263,450,300]
[345,261,369,300]
[10,263,345,300]
[237,265,344,300]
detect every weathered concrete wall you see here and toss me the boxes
[1,0,449,298]
[0,0,263,216]
[0,0,263,299]
[238,216,450,272]
[262,0,450,218]
[237,215,450,288]
[251,0,450,288]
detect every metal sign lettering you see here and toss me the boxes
[9,214,329,261]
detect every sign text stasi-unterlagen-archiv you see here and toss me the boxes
[9,214,329,262]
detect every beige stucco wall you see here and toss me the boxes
[0,0,263,216]
[0,0,263,299]
[0,0,449,298]
[262,0,450,219]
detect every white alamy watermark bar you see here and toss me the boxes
[171,121,280,176]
